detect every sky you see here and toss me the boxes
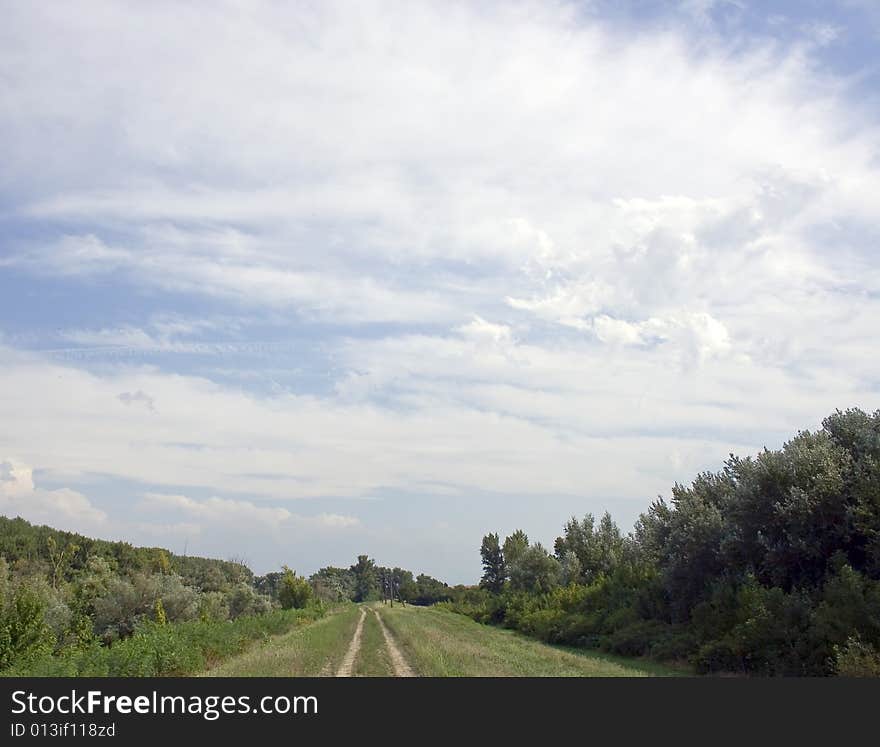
[1,0,879,584]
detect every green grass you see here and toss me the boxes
[381,605,685,677]
[202,604,361,677]
[354,608,395,677]
[3,607,326,677]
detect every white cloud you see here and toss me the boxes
[140,493,359,533]
[1,2,879,577]
[2,1,878,336]
[0,459,108,533]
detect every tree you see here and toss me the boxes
[508,543,560,594]
[46,535,78,589]
[0,583,56,670]
[413,574,451,605]
[479,533,506,593]
[278,566,313,610]
[502,530,529,567]
[554,512,627,584]
[559,549,582,586]
[309,567,356,602]
[350,555,378,602]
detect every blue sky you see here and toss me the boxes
[1,0,879,583]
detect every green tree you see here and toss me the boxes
[46,535,79,589]
[508,543,560,594]
[479,533,506,593]
[0,583,56,670]
[278,566,313,609]
[559,549,582,586]
[350,555,378,602]
[502,530,529,567]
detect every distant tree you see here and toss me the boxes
[559,549,582,586]
[253,571,283,599]
[377,567,416,603]
[479,533,506,593]
[413,574,452,605]
[508,543,560,594]
[554,512,627,584]
[350,555,378,602]
[46,535,78,589]
[309,567,356,602]
[278,566,313,609]
[502,530,529,567]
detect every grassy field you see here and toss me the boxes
[198,602,685,677]
[202,604,362,677]
[354,608,395,676]
[381,605,685,677]
[3,607,325,677]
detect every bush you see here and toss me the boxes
[833,637,880,677]
[0,583,56,670]
[278,568,313,610]
[3,607,324,677]
[227,583,273,619]
[604,620,673,658]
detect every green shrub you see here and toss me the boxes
[0,584,56,670]
[278,567,313,610]
[833,637,880,677]
[3,606,324,677]
[604,620,672,658]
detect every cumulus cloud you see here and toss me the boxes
[140,493,359,532]
[0,459,108,533]
[0,2,879,578]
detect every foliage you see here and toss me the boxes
[508,543,560,594]
[833,637,880,677]
[278,567,313,610]
[350,555,378,602]
[463,408,880,676]
[0,516,278,672]
[3,607,323,677]
[479,533,506,593]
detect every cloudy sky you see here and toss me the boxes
[1,0,879,583]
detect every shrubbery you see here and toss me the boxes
[0,518,305,674]
[461,408,880,676]
[3,607,323,677]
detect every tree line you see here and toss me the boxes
[0,514,450,674]
[450,408,880,676]
[307,555,452,605]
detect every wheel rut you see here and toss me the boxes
[335,607,367,677]
[372,607,415,677]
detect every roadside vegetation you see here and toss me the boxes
[381,604,679,676]
[202,604,361,677]
[354,608,394,677]
[450,409,880,677]
[0,516,322,676]
[4,407,879,678]
[7,607,324,676]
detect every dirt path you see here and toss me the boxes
[335,607,367,677]
[372,608,415,677]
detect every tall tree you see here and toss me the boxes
[479,533,506,593]
[502,530,529,567]
[508,543,561,594]
[350,555,378,602]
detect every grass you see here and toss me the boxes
[354,608,395,677]
[381,605,685,677]
[4,606,326,677]
[202,603,361,677]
